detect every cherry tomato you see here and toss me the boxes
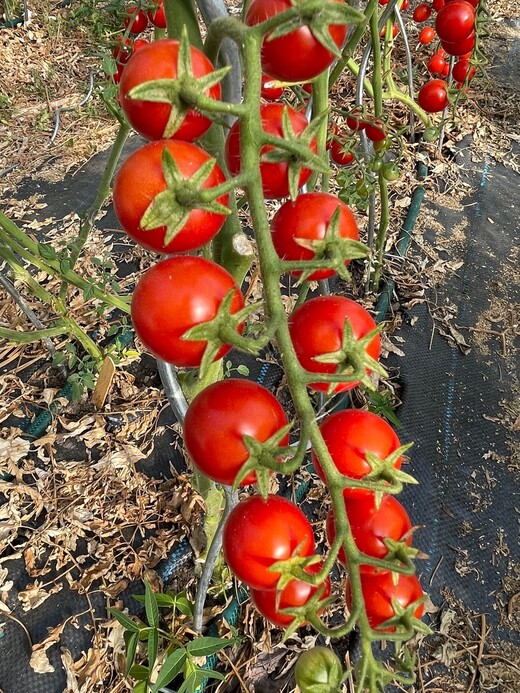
[432,0,445,10]
[295,648,344,693]
[223,495,315,589]
[288,296,381,394]
[436,0,475,43]
[112,37,133,66]
[147,0,167,28]
[380,23,398,38]
[261,74,284,100]
[113,139,229,254]
[225,103,316,199]
[401,0,410,9]
[412,3,432,22]
[251,562,330,627]
[346,109,366,131]
[132,38,148,52]
[440,62,450,77]
[124,5,148,34]
[417,79,449,112]
[245,0,348,82]
[311,409,402,494]
[452,59,476,82]
[419,26,436,44]
[382,162,400,181]
[270,192,359,281]
[119,39,221,141]
[326,493,412,569]
[346,572,424,631]
[183,379,288,487]
[131,256,244,367]
[365,120,386,142]
[428,53,446,74]
[330,131,355,167]
[440,31,475,55]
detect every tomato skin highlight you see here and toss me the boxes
[131,256,244,367]
[311,409,402,495]
[119,39,221,141]
[288,296,381,393]
[183,379,289,487]
[418,79,449,112]
[112,140,229,254]
[326,493,412,569]
[346,572,424,631]
[223,495,315,590]
[225,103,316,199]
[245,0,348,82]
[250,562,330,627]
[270,192,359,281]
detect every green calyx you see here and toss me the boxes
[139,147,230,246]
[127,27,230,138]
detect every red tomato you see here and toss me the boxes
[183,379,289,487]
[131,256,244,367]
[270,192,359,281]
[427,53,446,74]
[225,103,316,199]
[401,0,410,9]
[261,74,284,100]
[346,110,366,131]
[112,36,133,66]
[119,39,221,141]
[124,5,148,34]
[435,0,475,43]
[380,23,398,38]
[326,494,412,569]
[330,131,355,167]
[311,409,402,494]
[223,495,315,589]
[440,62,450,77]
[288,296,381,393]
[432,0,445,10]
[365,120,386,142]
[147,0,167,28]
[452,59,476,82]
[113,140,228,254]
[245,0,348,82]
[417,79,449,112]
[346,572,424,631]
[440,31,475,55]
[419,26,435,44]
[251,562,330,627]
[132,38,148,52]
[412,3,432,22]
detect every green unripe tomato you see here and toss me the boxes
[373,138,387,152]
[423,126,439,142]
[382,162,400,181]
[294,646,344,693]
[370,156,384,172]
[355,179,369,198]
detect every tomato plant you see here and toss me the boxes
[119,39,221,141]
[346,572,424,631]
[131,256,244,367]
[183,379,289,486]
[326,493,412,568]
[225,103,317,199]
[270,192,360,280]
[112,139,229,254]
[223,495,315,589]
[311,409,402,494]
[244,0,348,82]
[288,296,381,393]
[417,79,449,112]
[250,562,330,627]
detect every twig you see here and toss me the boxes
[429,555,443,586]
[464,614,486,693]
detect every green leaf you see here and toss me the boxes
[148,627,159,671]
[38,243,56,260]
[128,664,149,680]
[133,682,148,693]
[150,648,187,693]
[186,636,230,657]
[109,607,140,633]
[124,631,139,676]
[144,581,159,628]
[236,364,250,376]
[174,596,194,616]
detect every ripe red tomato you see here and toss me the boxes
[245,0,348,82]
[113,140,228,254]
[419,26,435,44]
[270,192,359,281]
[112,37,133,66]
[417,79,449,112]
[225,103,316,199]
[311,409,402,494]
[119,39,221,141]
[326,493,412,569]
[452,59,476,82]
[147,0,167,28]
[346,110,366,131]
[330,131,355,167]
[440,31,475,55]
[364,120,386,142]
[432,0,445,10]
[288,296,381,393]
[124,5,148,34]
[183,379,289,487]
[251,562,330,627]
[223,495,315,589]
[428,53,446,74]
[261,74,284,100]
[132,38,148,52]
[346,572,424,631]
[412,3,432,22]
[131,256,244,367]
[401,0,410,9]
[436,1,475,43]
